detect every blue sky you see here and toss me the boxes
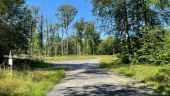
[26,0,95,23]
[26,0,169,39]
[26,0,106,39]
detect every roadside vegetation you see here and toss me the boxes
[100,56,170,96]
[0,58,64,96]
[0,69,64,96]
[0,59,65,96]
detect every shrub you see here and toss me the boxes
[132,26,169,65]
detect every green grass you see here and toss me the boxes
[100,56,170,96]
[0,60,65,96]
[45,55,111,60]
[0,69,65,96]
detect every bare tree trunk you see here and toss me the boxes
[46,18,49,56]
[52,24,56,56]
[61,28,64,55]
[73,29,77,55]
[66,26,69,55]
[123,0,131,55]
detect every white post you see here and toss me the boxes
[8,51,13,70]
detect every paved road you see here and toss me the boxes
[46,59,157,96]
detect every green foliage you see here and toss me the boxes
[67,35,77,55]
[132,26,169,65]
[0,0,31,55]
[97,36,115,55]
[57,4,78,28]
[73,19,100,55]
[74,18,86,55]
[83,22,100,55]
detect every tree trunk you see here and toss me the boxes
[61,28,64,55]
[123,0,131,54]
[39,14,43,49]
[46,18,49,56]
[76,39,78,55]
[66,26,69,55]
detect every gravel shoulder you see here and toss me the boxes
[46,59,157,96]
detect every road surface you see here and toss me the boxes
[46,59,157,96]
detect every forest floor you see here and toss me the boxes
[46,59,157,96]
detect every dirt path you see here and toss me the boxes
[46,59,157,96]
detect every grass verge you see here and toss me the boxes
[100,56,170,96]
[0,69,64,96]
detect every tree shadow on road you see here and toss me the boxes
[60,84,157,96]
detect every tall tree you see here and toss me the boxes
[74,18,86,55]
[56,4,78,55]
[54,25,61,56]
[45,17,50,56]
[83,21,100,55]
[30,7,39,54]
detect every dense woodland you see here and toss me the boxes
[0,0,170,64]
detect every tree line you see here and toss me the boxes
[0,0,113,61]
[29,4,102,56]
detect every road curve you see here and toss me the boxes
[46,59,157,96]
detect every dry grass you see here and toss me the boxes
[45,55,112,60]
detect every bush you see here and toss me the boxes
[132,26,169,65]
